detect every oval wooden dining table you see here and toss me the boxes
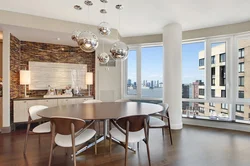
[37,101,164,155]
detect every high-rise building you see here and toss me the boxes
[198,44,227,117]
[182,84,190,109]
[157,80,159,88]
[151,80,154,88]
[197,41,250,120]
[127,79,132,87]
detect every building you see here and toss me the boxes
[198,41,250,120]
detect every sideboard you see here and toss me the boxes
[13,96,93,123]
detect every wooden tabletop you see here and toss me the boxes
[37,102,164,120]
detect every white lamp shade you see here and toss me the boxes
[86,72,93,85]
[20,70,31,85]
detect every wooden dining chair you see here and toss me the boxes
[49,117,97,166]
[109,115,151,166]
[149,103,173,145]
[83,99,103,134]
[24,105,50,155]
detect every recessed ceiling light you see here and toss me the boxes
[74,5,82,10]
[57,38,60,41]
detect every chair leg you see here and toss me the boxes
[168,127,173,145]
[23,123,31,155]
[109,133,112,154]
[125,141,128,166]
[38,134,41,144]
[72,145,76,166]
[95,134,97,155]
[137,142,139,149]
[99,121,101,135]
[48,136,55,166]
[145,141,151,166]
[167,118,173,145]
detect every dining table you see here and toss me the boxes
[37,101,164,155]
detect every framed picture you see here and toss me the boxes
[99,56,116,67]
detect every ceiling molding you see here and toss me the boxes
[122,20,250,45]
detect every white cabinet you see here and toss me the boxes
[14,100,29,123]
[75,98,92,104]
[14,97,92,123]
[57,98,75,106]
[35,99,57,107]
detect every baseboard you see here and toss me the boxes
[0,126,11,133]
[183,118,250,132]
[171,123,183,130]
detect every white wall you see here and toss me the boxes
[95,42,122,102]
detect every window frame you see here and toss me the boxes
[123,33,250,124]
[122,43,163,100]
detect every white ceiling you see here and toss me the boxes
[0,0,250,37]
[0,24,114,46]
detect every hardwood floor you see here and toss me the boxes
[1,125,250,166]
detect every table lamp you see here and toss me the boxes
[20,70,30,98]
[86,72,93,96]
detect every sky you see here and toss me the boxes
[127,42,205,84]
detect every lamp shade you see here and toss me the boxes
[20,70,31,85]
[86,72,93,85]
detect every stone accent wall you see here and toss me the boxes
[10,34,95,121]
[10,34,95,99]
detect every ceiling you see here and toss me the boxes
[0,24,114,46]
[0,0,250,37]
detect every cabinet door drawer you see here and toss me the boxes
[14,100,28,123]
[75,98,92,104]
[57,99,76,106]
[36,99,57,107]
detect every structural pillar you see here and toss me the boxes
[163,23,183,130]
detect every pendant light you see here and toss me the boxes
[71,0,99,53]
[97,0,110,64]
[110,4,129,61]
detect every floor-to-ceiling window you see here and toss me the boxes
[123,32,250,124]
[124,45,163,99]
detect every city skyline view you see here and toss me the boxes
[127,43,205,85]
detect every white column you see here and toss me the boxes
[163,23,183,130]
[2,31,10,128]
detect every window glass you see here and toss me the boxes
[239,91,244,98]
[141,46,163,98]
[219,53,226,62]
[211,56,215,64]
[127,50,137,95]
[211,42,226,98]
[238,63,244,72]
[235,104,250,123]
[239,76,244,86]
[182,102,230,121]
[238,48,245,58]
[182,42,205,99]
[237,39,250,99]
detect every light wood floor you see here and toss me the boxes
[1,125,250,166]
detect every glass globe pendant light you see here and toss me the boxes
[97,0,110,64]
[98,39,110,64]
[71,0,99,52]
[110,4,129,61]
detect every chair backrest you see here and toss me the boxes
[116,115,149,132]
[115,99,130,102]
[158,103,169,115]
[29,105,49,120]
[83,99,102,103]
[50,117,86,135]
